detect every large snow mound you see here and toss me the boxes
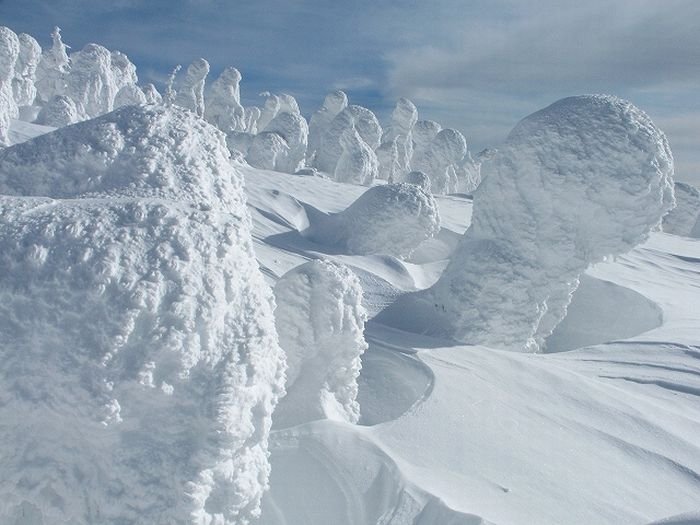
[384,95,675,352]
[306,182,441,258]
[273,260,367,427]
[0,105,284,524]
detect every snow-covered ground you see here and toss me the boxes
[242,166,700,525]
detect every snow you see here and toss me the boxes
[174,58,210,117]
[333,124,379,184]
[205,66,246,133]
[273,260,367,426]
[306,182,440,258]
[12,33,41,109]
[382,95,675,352]
[113,83,147,109]
[35,27,70,104]
[66,44,119,119]
[35,94,82,127]
[0,26,19,147]
[0,105,284,524]
[663,182,700,238]
[307,90,347,160]
[411,127,467,194]
[263,111,309,173]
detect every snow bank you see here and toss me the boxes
[0,105,285,524]
[663,182,700,237]
[273,260,367,426]
[306,183,440,258]
[398,95,675,352]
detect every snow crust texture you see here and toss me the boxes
[0,105,284,524]
[307,182,440,258]
[273,260,367,427]
[421,95,675,352]
[663,182,700,237]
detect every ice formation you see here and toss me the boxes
[408,95,675,352]
[307,182,440,258]
[307,90,347,160]
[273,260,367,427]
[315,104,382,178]
[35,94,82,127]
[174,58,210,117]
[663,182,700,237]
[12,33,41,108]
[411,128,467,194]
[204,66,245,133]
[35,27,70,104]
[0,27,20,147]
[263,111,309,173]
[0,105,285,523]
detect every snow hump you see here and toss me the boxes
[386,95,675,352]
[0,105,285,524]
[306,182,440,258]
[273,259,367,427]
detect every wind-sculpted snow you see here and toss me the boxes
[174,58,210,117]
[663,182,700,238]
[0,105,285,524]
[205,66,245,133]
[399,95,675,352]
[308,90,347,160]
[0,27,19,147]
[273,260,367,426]
[315,104,382,179]
[307,182,440,258]
[35,27,69,104]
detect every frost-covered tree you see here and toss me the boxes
[12,33,41,109]
[35,94,82,127]
[35,26,70,104]
[264,110,309,173]
[308,90,347,160]
[0,105,285,524]
[174,58,209,117]
[307,182,440,258]
[204,66,245,132]
[315,104,382,178]
[65,43,119,118]
[141,83,162,104]
[113,83,147,108]
[411,128,467,194]
[663,181,700,237]
[0,26,20,146]
[387,95,675,352]
[273,260,367,427]
[246,130,289,171]
[334,125,378,185]
[405,170,431,192]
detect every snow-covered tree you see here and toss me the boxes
[204,66,245,132]
[35,27,70,104]
[174,58,209,117]
[0,26,20,146]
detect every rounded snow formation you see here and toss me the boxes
[141,83,162,105]
[66,43,120,119]
[382,97,418,143]
[204,66,245,133]
[113,83,147,108]
[315,105,382,177]
[405,170,431,192]
[246,131,290,171]
[411,119,441,156]
[417,95,675,352]
[307,183,440,258]
[273,260,367,427]
[264,111,309,173]
[334,125,379,185]
[663,182,700,238]
[35,94,81,127]
[0,105,285,524]
[174,58,210,117]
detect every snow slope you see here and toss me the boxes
[240,167,700,525]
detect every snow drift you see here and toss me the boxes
[306,182,441,258]
[382,95,675,352]
[0,105,285,524]
[273,260,367,427]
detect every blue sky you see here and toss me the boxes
[2,0,698,183]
